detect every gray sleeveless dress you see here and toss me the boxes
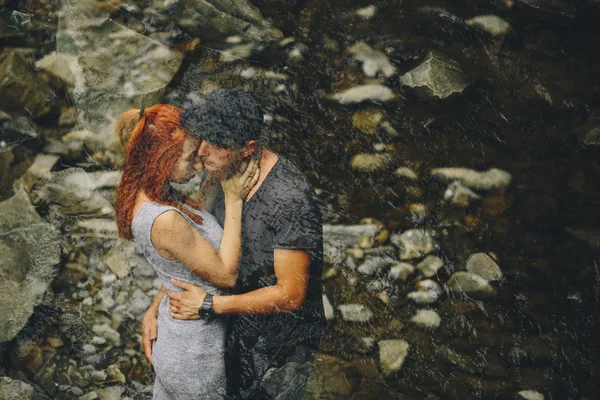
[131,202,228,400]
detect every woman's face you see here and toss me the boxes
[168,133,202,184]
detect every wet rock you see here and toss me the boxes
[432,167,512,192]
[388,262,415,282]
[260,361,313,400]
[357,256,396,276]
[330,84,396,104]
[348,42,396,78]
[407,290,439,304]
[358,337,376,354]
[25,154,60,183]
[351,153,392,172]
[178,0,282,42]
[87,171,122,189]
[447,272,496,297]
[0,377,34,399]
[566,226,600,248]
[466,15,511,36]
[444,182,482,208]
[34,51,78,87]
[57,2,184,160]
[91,324,120,346]
[324,224,380,248]
[394,167,418,181]
[353,5,377,19]
[107,365,126,384]
[399,51,470,103]
[378,339,410,378]
[417,279,443,295]
[31,168,115,218]
[322,294,334,320]
[338,304,373,323]
[517,390,544,400]
[352,109,385,134]
[416,255,444,278]
[465,253,503,281]
[0,112,41,153]
[390,229,436,260]
[410,309,441,329]
[0,49,55,118]
[583,127,600,147]
[0,187,62,342]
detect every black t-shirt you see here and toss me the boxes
[213,155,325,348]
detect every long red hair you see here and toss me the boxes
[115,104,203,240]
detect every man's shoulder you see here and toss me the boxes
[268,155,315,195]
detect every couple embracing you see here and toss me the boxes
[114,89,325,400]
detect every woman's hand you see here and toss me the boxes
[220,159,259,200]
[141,308,158,364]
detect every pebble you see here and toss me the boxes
[92,324,121,346]
[70,387,84,396]
[351,153,391,172]
[91,336,107,346]
[357,256,396,276]
[331,84,396,104]
[447,272,496,297]
[416,279,444,296]
[338,304,374,323]
[378,339,410,378]
[323,294,335,320]
[390,229,436,260]
[465,253,503,281]
[79,393,99,400]
[407,291,440,304]
[388,262,415,281]
[90,370,108,382]
[416,255,444,278]
[394,167,418,180]
[517,390,544,400]
[410,309,442,329]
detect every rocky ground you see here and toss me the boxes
[2,0,600,399]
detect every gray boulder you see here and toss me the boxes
[0,112,41,152]
[31,168,115,218]
[399,51,470,103]
[57,0,184,161]
[0,49,55,118]
[0,188,62,342]
[0,377,34,400]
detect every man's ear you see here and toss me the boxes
[242,140,258,158]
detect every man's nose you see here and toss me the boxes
[197,141,210,156]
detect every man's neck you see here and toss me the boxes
[246,149,278,201]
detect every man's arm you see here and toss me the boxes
[141,287,166,364]
[167,249,310,319]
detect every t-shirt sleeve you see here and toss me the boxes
[272,189,321,251]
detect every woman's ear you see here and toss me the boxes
[242,140,258,158]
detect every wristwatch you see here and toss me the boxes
[198,293,215,319]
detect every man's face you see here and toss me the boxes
[196,140,244,178]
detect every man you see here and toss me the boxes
[141,89,325,399]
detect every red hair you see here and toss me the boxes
[115,104,203,240]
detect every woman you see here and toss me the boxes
[114,104,258,399]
